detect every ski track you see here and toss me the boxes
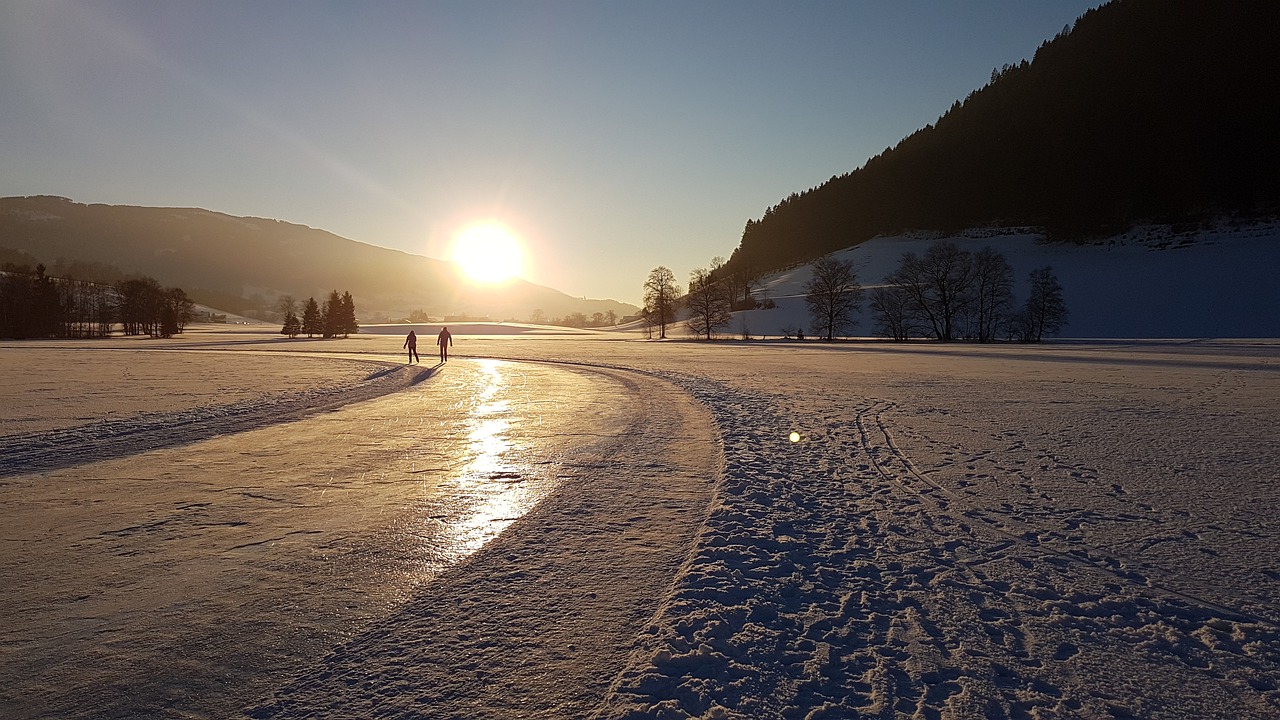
[0,360,430,478]
[594,371,1280,720]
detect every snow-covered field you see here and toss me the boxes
[2,327,1279,719]
[732,221,1280,339]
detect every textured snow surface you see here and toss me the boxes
[594,365,1279,719]
[3,332,1279,719]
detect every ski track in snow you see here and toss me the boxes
[593,370,1280,720]
[0,360,429,478]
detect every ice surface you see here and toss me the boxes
[2,331,1279,719]
[0,350,649,718]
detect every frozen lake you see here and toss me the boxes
[2,330,1278,718]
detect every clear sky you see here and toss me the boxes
[1,1,1099,306]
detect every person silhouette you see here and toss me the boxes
[403,330,419,364]
[437,326,453,362]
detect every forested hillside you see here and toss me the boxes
[729,0,1280,275]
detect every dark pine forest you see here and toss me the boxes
[727,0,1280,276]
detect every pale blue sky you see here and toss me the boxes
[1,1,1099,305]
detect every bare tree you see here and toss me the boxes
[729,258,762,310]
[869,285,915,341]
[970,246,1015,342]
[804,256,863,341]
[686,266,732,340]
[1017,266,1068,341]
[885,241,975,342]
[167,288,195,333]
[276,294,297,320]
[643,266,680,339]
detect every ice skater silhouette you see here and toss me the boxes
[437,326,453,362]
[403,330,419,364]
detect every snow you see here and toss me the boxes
[3,308,1280,717]
[731,221,1280,339]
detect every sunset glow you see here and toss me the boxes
[449,222,526,284]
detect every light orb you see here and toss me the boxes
[450,222,526,284]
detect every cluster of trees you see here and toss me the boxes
[725,0,1280,279]
[1,263,64,339]
[642,242,1067,344]
[528,308,619,329]
[640,255,778,340]
[116,277,196,338]
[642,257,744,341]
[1,262,193,339]
[279,291,358,338]
[820,242,1067,343]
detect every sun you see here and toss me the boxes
[450,222,526,284]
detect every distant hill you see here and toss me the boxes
[0,196,636,321]
[729,0,1280,275]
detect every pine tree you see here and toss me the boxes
[339,291,358,337]
[301,297,322,337]
[322,290,342,338]
[281,310,301,338]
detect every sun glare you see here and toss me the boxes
[450,222,526,284]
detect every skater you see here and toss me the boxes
[437,326,453,362]
[403,330,419,364]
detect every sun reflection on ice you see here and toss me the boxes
[435,359,547,560]
[467,417,510,476]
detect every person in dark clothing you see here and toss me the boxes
[437,326,453,362]
[403,330,419,364]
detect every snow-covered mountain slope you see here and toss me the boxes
[732,221,1280,339]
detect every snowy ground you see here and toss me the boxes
[3,327,1279,719]
[731,220,1280,339]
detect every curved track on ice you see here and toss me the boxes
[1,350,720,720]
[246,362,719,718]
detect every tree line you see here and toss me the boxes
[724,0,1280,279]
[527,308,619,329]
[863,243,1066,342]
[642,241,1067,343]
[278,291,358,338]
[1,262,194,340]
